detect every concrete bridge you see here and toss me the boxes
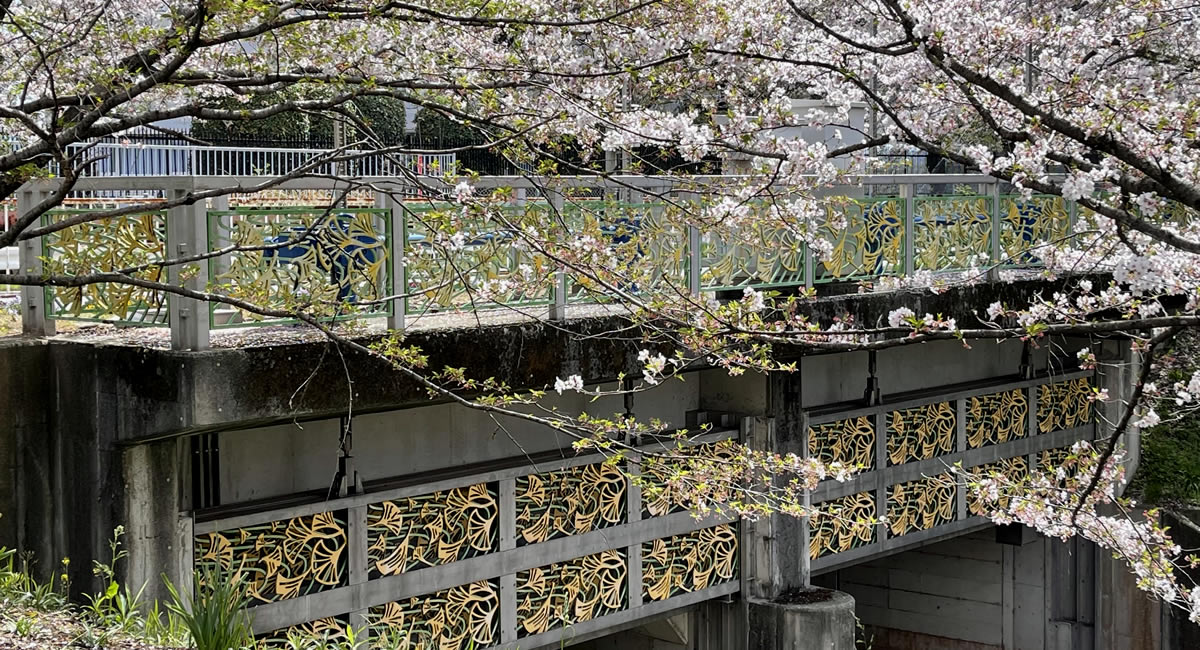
[0,174,1163,649]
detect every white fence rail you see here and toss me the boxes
[54,143,456,178]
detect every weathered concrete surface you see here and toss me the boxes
[748,590,856,650]
[0,275,1106,600]
[1162,511,1200,650]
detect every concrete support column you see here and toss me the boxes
[748,372,809,598]
[747,591,856,650]
[123,437,191,606]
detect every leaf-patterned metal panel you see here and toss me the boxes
[565,201,689,301]
[207,208,390,327]
[642,524,739,601]
[515,463,626,545]
[366,483,498,579]
[967,456,1028,516]
[999,195,1071,266]
[815,197,905,281]
[404,203,551,314]
[886,474,956,538]
[1037,377,1093,433]
[640,441,735,518]
[516,550,627,637]
[911,196,992,271]
[809,416,876,470]
[809,491,876,559]
[257,616,349,647]
[41,209,169,324]
[887,401,956,465]
[966,389,1029,448]
[700,202,805,290]
[367,580,500,650]
[194,511,347,605]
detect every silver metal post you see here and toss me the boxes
[167,182,210,350]
[18,189,55,336]
[989,180,1003,281]
[380,192,407,331]
[549,191,567,321]
[901,182,915,277]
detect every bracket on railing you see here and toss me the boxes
[863,350,882,406]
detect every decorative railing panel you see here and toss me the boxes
[640,440,735,518]
[642,524,739,601]
[809,491,876,559]
[41,209,169,325]
[966,388,1028,448]
[194,510,348,604]
[887,401,955,465]
[911,196,992,272]
[516,550,627,637]
[808,416,875,471]
[1037,377,1092,433]
[565,201,689,301]
[404,203,551,314]
[191,429,739,648]
[999,195,1071,265]
[815,197,905,281]
[207,208,391,327]
[967,457,1028,516]
[700,203,806,291]
[887,474,957,538]
[366,483,498,579]
[515,463,626,545]
[806,370,1096,572]
[369,580,500,649]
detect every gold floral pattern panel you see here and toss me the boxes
[966,389,1029,448]
[998,195,1071,265]
[911,196,992,272]
[1037,377,1093,433]
[516,550,627,637]
[700,202,806,290]
[642,524,739,602]
[887,401,956,465]
[41,209,169,324]
[515,463,626,545]
[207,208,391,327]
[257,617,349,647]
[967,457,1028,516]
[641,441,735,518]
[367,580,500,650]
[816,198,905,281]
[194,511,347,605]
[808,416,876,471]
[886,474,956,538]
[809,492,877,559]
[366,483,499,579]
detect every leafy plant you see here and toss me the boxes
[164,565,254,650]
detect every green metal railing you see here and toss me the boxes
[26,179,1097,347]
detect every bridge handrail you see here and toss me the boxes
[14,174,1085,347]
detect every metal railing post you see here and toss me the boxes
[18,189,55,336]
[549,190,567,321]
[380,192,407,331]
[989,180,1002,281]
[167,182,210,350]
[901,182,915,277]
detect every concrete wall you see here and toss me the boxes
[822,530,1011,649]
[217,377,699,504]
[816,525,1163,650]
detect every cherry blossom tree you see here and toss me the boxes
[3,0,1200,620]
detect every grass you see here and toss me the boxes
[0,522,394,649]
